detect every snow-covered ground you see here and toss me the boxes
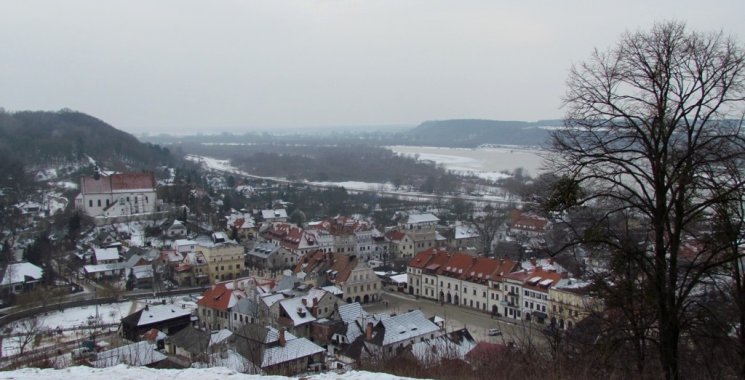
[186,154,521,204]
[388,145,546,180]
[2,296,199,358]
[0,365,417,380]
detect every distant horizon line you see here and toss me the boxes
[128,118,566,136]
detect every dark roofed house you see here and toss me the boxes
[166,326,232,365]
[228,324,325,376]
[120,303,193,341]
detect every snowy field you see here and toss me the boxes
[0,365,417,380]
[2,297,199,358]
[186,153,521,203]
[186,154,399,192]
[388,145,547,180]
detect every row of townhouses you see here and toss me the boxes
[407,248,599,330]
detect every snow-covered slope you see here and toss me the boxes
[0,365,418,380]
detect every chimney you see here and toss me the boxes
[530,257,537,266]
[279,328,286,347]
[302,298,307,306]
[312,297,318,307]
[144,304,149,311]
[366,322,374,341]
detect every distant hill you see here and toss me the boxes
[0,110,177,182]
[403,119,561,147]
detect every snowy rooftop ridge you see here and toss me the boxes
[0,365,418,380]
[134,304,192,326]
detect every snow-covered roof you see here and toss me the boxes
[410,329,475,365]
[262,209,288,219]
[261,293,285,308]
[379,310,440,346]
[321,285,343,296]
[389,273,408,284]
[93,341,167,368]
[94,247,119,262]
[553,278,592,290]
[337,302,369,324]
[84,262,126,273]
[405,213,439,224]
[454,225,480,239]
[210,329,233,346]
[279,297,316,326]
[0,364,417,380]
[1,262,43,286]
[261,336,324,368]
[130,266,154,279]
[133,304,192,326]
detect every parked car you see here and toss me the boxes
[488,328,502,336]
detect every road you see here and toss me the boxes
[370,290,549,348]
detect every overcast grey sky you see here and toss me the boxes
[1,1,744,134]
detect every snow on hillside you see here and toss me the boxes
[0,365,418,380]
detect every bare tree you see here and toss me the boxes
[471,205,506,256]
[14,316,43,355]
[551,21,745,380]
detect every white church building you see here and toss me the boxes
[75,172,158,218]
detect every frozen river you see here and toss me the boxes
[387,145,548,180]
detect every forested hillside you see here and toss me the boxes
[0,109,177,173]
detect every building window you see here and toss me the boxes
[97,199,101,207]
[89,200,93,207]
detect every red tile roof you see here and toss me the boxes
[461,256,501,283]
[438,253,475,277]
[81,172,155,194]
[196,283,234,312]
[407,247,446,269]
[510,209,549,232]
[385,230,407,242]
[489,259,518,281]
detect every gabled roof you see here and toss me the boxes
[81,172,156,194]
[94,247,119,262]
[510,209,549,232]
[229,325,323,369]
[489,259,519,281]
[0,262,43,286]
[93,341,166,368]
[167,325,211,355]
[461,256,502,282]
[336,302,370,324]
[376,310,440,346]
[121,304,192,327]
[410,328,476,365]
[385,230,407,242]
[279,297,316,326]
[197,283,240,312]
[408,247,447,269]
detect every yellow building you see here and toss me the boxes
[548,278,600,330]
[200,242,245,283]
